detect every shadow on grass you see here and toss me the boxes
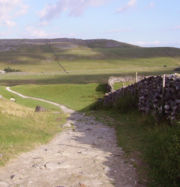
[79,84,180,187]
[0,69,175,86]
[96,47,180,59]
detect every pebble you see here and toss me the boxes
[10,175,15,179]
[104,167,111,173]
[44,162,62,170]
[63,122,72,128]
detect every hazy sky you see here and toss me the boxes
[0,0,180,47]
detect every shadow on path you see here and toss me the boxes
[1,87,143,187]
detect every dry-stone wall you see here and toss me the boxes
[104,74,180,122]
[107,75,144,92]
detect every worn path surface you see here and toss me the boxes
[0,87,140,187]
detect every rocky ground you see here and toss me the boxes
[0,88,141,187]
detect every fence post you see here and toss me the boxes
[163,74,166,93]
[162,74,166,116]
[135,72,138,83]
[122,82,126,96]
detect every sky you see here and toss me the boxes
[0,0,180,47]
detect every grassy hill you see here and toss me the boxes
[0,38,137,50]
[0,38,180,186]
[0,38,179,85]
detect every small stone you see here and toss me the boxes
[98,136,103,139]
[164,105,170,110]
[10,98,15,102]
[35,106,46,112]
[86,128,92,131]
[63,122,72,128]
[10,175,15,179]
[79,183,87,187]
[104,167,111,173]
[44,162,62,170]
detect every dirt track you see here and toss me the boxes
[0,88,140,187]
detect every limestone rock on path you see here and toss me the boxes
[0,87,142,187]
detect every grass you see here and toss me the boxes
[0,43,179,75]
[0,40,179,185]
[0,57,179,74]
[92,87,180,186]
[89,109,180,187]
[6,80,180,186]
[0,98,66,166]
[12,83,106,111]
[113,81,133,90]
[0,44,179,86]
[0,86,60,111]
[0,67,175,86]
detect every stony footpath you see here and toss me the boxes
[0,88,140,187]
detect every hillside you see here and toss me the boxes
[0,38,137,52]
[0,38,179,85]
[0,38,179,58]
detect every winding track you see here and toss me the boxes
[0,87,140,187]
[6,87,74,114]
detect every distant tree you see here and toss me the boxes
[4,67,21,73]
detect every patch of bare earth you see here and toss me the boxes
[0,88,144,187]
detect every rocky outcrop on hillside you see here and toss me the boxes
[103,75,180,122]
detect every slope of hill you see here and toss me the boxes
[0,38,138,52]
[0,38,179,84]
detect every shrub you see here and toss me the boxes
[4,67,21,73]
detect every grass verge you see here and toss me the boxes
[89,108,180,187]
[0,98,66,166]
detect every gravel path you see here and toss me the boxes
[0,87,140,187]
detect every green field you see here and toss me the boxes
[0,40,179,86]
[12,83,106,111]
[0,79,67,166]
[0,98,66,165]
[0,86,60,110]
[0,39,180,186]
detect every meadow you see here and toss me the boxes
[0,43,179,86]
[0,39,180,186]
[12,83,106,111]
[0,98,66,166]
[9,80,180,186]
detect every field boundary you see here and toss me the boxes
[6,87,74,114]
